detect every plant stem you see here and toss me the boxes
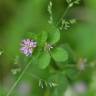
[6,59,33,96]
[56,5,71,26]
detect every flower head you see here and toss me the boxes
[73,82,87,94]
[20,39,37,56]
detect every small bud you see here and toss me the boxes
[49,1,52,7]
[66,0,72,4]
[77,58,87,71]
[69,19,76,24]
[11,68,21,75]
[0,51,3,56]
[69,3,73,7]
[44,43,53,51]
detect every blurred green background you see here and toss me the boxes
[0,0,96,96]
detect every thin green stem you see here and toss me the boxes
[6,59,33,96]
[56,5,71,26]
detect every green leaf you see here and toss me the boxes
[38,52,51,69]
[48,27,60,44]
[51,47,68,62]
[38,31,48,46]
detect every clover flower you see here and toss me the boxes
[73,82,87,94]
[20,39,37,56]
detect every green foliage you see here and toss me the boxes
[38,31,48,47]
[38,51,51,69]
[47,27,60,44]
[51,47,68,62]
[0,0,96,96]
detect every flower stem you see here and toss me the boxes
[56,5,71,26]
[6,59,33,96]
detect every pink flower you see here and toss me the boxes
[20,39,37,56]
[73,82,87,94]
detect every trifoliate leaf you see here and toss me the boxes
[48,27,60,44]
[38,52,51,69]
[51,47,68,62]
